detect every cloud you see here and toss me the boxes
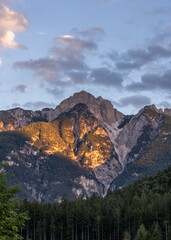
[14,58,62,82]
[71,27,104,39]
[53,35,97,55]
[111,100,122,108]
[0,4,28,49]
[91,67,123,87]
[0,58,2,67]
[119,95,151,108]
[67,71,90,84]
[14,35,97,83]
[126,71,171,92]
[13,84,35,93]
[110,45,171,71]
[145,7,171,16]
[11,103,21,108]
[46,87,64,97]
[23,101,56,110]
[158,101,171,108]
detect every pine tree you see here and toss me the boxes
[134,224,148,240]
[0,165,28,240]
[149,223,162,240]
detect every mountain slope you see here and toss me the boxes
[0,91,124,131]
[111,111,171,189]
[0,103,122,200]
[0,91,171,201]
[17,165,171,240]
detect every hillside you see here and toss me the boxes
[0,91,171,201]
[17,165,171,240]
[111,112,171,189]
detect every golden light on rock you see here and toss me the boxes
[16,109,113,170]
[0,121,15,132]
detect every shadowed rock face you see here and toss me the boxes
[0,91,124,131]
[0,102,121,200]
[53,91,124,124]
[108,106,164,167]
[0,91,171,201]
[164,108,171,116]
[18,103,118,171]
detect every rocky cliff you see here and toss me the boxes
[0,91,171,201]
[0,91,123,131]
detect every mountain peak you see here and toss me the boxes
[73,90,94,98]
[56,91,124,125]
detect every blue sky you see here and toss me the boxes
[0,0,171,114]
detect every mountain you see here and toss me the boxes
[0,91,171,201]
[17,165,171,240]
[111,107,171,189]
[0,91,123,130]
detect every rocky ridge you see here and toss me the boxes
[0,91,171,201]
[1,91,124,131]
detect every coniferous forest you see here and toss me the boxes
[1,165,171,240]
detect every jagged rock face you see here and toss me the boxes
[0,111,17,131]
[0,91,171,201]
[1,91,124,132]
[2,141,105,201]
[18,104,118,171]
[53,91,124,125]
[164,108,171,116]
[0,103,122,199]
[8,108,48,128]
[111,113,171,190]
[106,105,164,170]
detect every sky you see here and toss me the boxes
[0,0,171,114]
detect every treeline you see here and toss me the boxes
[16,165,171,240]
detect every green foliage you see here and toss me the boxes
[16,165,171,240]
[149,223,162,240]
[134,224,148,240]
[0,165,28,239]
[113,114,171,188]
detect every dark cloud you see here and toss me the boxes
[14,35,97,84]
[14,58,57,82]
[23,101,55,110]
[145,26,171,47]
[91,67,123,87]
[71,27,105,39]
[158,101,171,108]
[111,100,122,108]
[119,95,151,108]
[46,87,64,97]
[11,103,21,108]
[126,71,171,92]
[14,33,125,90]
[53,35,97,54]
[108,50,119,61]
[111,45,171,71]
[13,84,35,93]
[67,71,90,84]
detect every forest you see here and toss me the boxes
[15,166,171,240]
[0,165,171,240]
